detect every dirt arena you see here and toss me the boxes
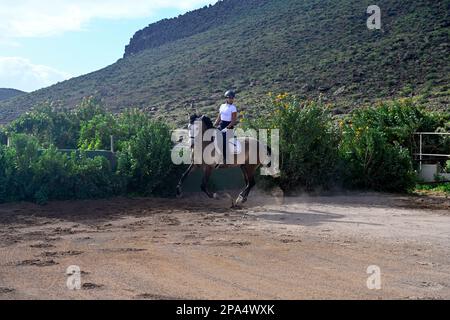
[0,191,449,300]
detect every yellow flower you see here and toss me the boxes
[275,92,289,101]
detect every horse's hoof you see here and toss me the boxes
[235,195,245,205]
[204,191,214,199]
[213,193,219,200]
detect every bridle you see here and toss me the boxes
[188,116,202,148]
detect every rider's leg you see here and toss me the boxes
[222,131,227,164]
[218,121,231,165]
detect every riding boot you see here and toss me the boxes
[222,132,227,165]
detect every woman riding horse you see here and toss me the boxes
[176,90,271,206]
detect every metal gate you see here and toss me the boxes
[414,132,450,182]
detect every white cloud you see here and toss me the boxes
[0,0,217,39]
[0,57,72,92]
[0,1,217,91]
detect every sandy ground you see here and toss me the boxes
[0,191,449,300]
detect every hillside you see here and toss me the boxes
[0,88,25,102]
[124,0,263,57]
[0,0,448,124]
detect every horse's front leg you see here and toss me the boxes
[201,166,215,198]
[176,163,195,198]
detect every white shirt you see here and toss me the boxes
[219,103,237,122]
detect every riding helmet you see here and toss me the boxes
[224,90,236,99]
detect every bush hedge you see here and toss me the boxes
[339,99,449,192]
[0,99,178,204]
[0,96,448,203]
[244,96,449,193]
[243,93,340,193]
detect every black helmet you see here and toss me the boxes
[224,90,236,99]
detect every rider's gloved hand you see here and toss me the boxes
[221,128,228,133]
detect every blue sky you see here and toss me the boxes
[0,1,217,92]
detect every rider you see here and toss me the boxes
[214,90,238,164]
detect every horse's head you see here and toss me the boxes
[188,115,201,147]
[187,114,214,148]
[189,114,200,125]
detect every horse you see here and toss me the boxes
[176,114,272,206]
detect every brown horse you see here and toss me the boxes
[176,115,271,205]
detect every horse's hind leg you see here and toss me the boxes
[237,165,249,204]
[237,165,257,205]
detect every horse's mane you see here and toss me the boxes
[190,114,214,129]
[201,116,214,129]
[190,114,199,124]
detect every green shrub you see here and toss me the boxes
[29,147,73,204]
[0,134,122,204]
[0,103,182,203]
[243,94,340,192]
[78,108,156,153]
[339,126,416,192]
[74,96,107,123]
[344,99,449,153]
[0,145,17,203]
[67,153,123,201]
[338,99,450,192]
[78,113,118,150]
[6,103,80,149]
[117,121,175,195]
[0,128,7,145]
[9,134,41,200]
[29,149,120,204]
[115,109,154,152]
[338,100,427,192]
